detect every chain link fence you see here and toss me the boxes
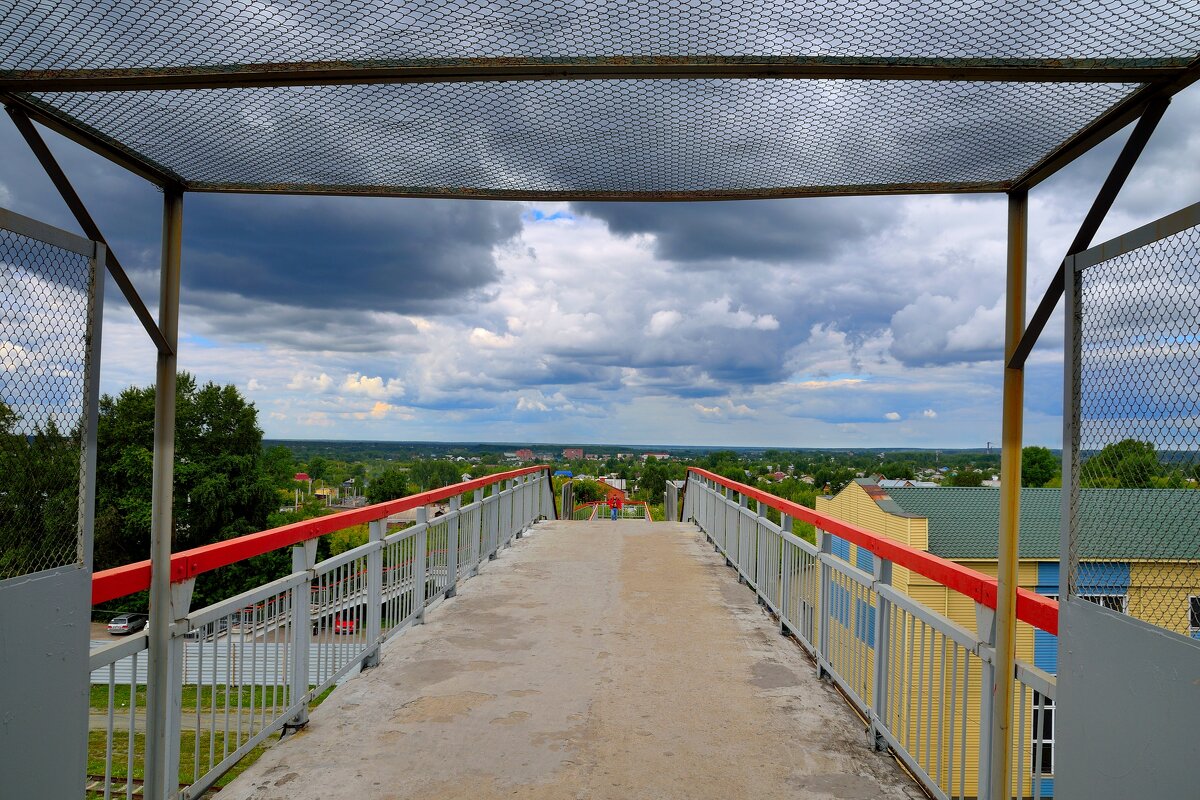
[1066,202,1200,639]
[0,209,101,580]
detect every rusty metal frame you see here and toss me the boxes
[4,103,176,355]
[0,56,1189,92]
[1007,96,1170,370]
[0,56,1195,202]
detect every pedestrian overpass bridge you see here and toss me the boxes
[4,3,1200,797]
[81,467,1062,800]
[226,518,921,800]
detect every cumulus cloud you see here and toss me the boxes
[286,373,333,392]
[342,372,405,400]
[692,398,755,419]
[4,84,1199,447]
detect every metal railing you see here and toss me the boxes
[685,468,1057,800]
[88,466,554,799]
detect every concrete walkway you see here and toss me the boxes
[222,521,922,800]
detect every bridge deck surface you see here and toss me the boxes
[223,520,921,800]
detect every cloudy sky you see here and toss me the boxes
[2,84,1198,449]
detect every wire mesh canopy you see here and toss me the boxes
[2,1,1199,199]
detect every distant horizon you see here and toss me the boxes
[263,437,1029,454]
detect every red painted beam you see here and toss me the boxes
[92,465,551,606]
[687,467,1058,635]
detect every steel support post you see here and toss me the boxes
[487,488,498,560]
[471,488,483,572]
[290,540,317,725]
[756,500,767,601]
[990,190,1028,800]
[445,496,460,598]
[164,578,193,792]
[737,493,749,583]
[414,507,428,623]
[364,520,384,667]
[976,602,998,797]
[818,529,833,677]
[145,187,183,800]
[780,516,793,635]
[871,558,894,750]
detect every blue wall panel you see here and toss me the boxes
[854,597,876,644]
[855,547,874,574]
[1035,562,1059,674]
[830,535,850,562]
[830,582,851,626]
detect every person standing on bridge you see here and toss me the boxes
[611,494,622,521]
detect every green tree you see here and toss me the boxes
[407,459,463,492]
[0,405,81,579]
[637,457,668,501]
[1021,446,1059,487]
[1082,439,1159,488]
[367,467,409,504]
[93,373,279,607]
[946,470,984,487]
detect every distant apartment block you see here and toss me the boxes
[515,448,534,460]
[563,448,584,459]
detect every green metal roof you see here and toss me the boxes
[882,486,1200,561]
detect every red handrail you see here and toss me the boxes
[687,467,1058,635]
[92,465,552,605]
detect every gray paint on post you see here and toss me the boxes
[0,564,92,796]
[1056,598,1200,799]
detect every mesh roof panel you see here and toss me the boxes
[1,1,1198,197]
[25,79,1139,196]
[3,0,1200,67]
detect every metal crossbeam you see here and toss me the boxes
[0,56,1189,92]
[1007,96,1170,370]
[4,103,176,356]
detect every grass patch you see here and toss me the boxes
[87,684,337,797]
[90,684,280,714]
[86,728,270,797]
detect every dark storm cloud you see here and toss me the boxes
[182,194,522,314]
[573,198,900,265]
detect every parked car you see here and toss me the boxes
[107,613,148,635]
[333,615,356,635]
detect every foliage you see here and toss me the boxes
[407,459,464,492]
[572,479,607,503]
[366,467,409,504]
[1021,446,1059,488]
[0,403,81,578]
[1081,439,1160,488]
[945,469,984,487]
[93,373,279,608]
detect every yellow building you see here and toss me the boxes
[816,479,1200,798]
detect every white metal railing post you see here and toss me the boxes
[780,516,794,635]
[487,487,498,560]
[165,577,194,795]
[818,528,833,676]
[976,601,998,797]
[870,557,894,750]
[516,476,527,537]
[364,520,384,667]
[737,492,749,582]
[446,496,460,598]
[414,506,428,623]
[756,499,767,599]
[290,540,318,722]
[471,488,483,571]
